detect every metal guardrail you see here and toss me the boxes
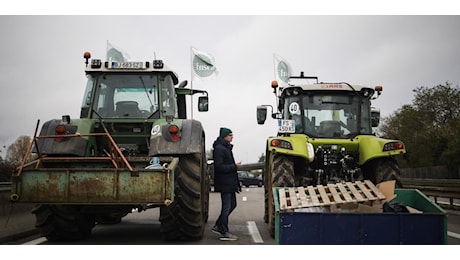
[401,178,460,188]
[402,183,460,209]
[238,162,264,172]
[401,178,460,196]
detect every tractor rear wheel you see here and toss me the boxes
[363,158,403,188]
[266,153,295,238]
[33,204,95,241]
[159,152,208,241]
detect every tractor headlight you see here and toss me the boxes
[306,142,314,161]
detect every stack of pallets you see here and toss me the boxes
[277,180,386,211]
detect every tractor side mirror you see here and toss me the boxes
[198,96,208,112]
[371,110,380,127]
[257,106,267,125]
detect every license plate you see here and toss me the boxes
[278,119,295,133]
[110,61,145,69]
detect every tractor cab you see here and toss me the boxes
[257,72,382,139]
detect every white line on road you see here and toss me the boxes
[242,196,247,201]
[448,231,460,240]
[23,237,47,245]
[247,221,264,244]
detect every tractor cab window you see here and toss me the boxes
[88,74,163,119]
[284,96,303,133]
[159,74,178,117]
[284,94,372,138]
[360,101,372,134]
[80,76,94,118]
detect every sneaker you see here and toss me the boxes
[219,232,238,241]
[211,225,223,235]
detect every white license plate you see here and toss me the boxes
[278,119,295,133]
[110,61,145,69]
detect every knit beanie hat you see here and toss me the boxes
[219,127,232,138]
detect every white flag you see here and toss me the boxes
[191,47,218,81]
[106,41,130,62]
[273,53,292,87]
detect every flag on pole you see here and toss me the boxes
[107,41,130,62]
[191,47,218,81]
[273,53,292,87]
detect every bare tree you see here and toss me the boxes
[6,135,33,164]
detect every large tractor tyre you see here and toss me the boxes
[362,158,403,188]
[200,140,210,223]
[266,153,295,238]
[32,204,95,241]
[159,152,208,241]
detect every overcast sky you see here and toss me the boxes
[1,15,459,163]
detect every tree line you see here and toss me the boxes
[378,81,460,173]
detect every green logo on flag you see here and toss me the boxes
[193,54,216,78]
[107,47,125,62]
[277,61,289,83]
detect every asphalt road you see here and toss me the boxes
[31,186,274,245]
[3,186,460,249]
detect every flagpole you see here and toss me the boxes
[190,46,194,119]
[273,53,279,104]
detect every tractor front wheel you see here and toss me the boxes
[266,153,295,238]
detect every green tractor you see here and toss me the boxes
[10,51,210,241]
[256,72,406,237]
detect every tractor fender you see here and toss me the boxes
[34,119,88,156]
[358,136,406,165]
[266,134,314,162]
[149,119,204,155]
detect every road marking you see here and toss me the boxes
[242,196,247,201]
[448,231,460,240]
[247,221,264,244]
[23,237,47,245]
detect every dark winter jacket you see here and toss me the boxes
[212,137,240,193]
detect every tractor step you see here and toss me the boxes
[277,180,386,211]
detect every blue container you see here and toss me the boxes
[274,188,447,245]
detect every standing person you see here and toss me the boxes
[211,127,241,241]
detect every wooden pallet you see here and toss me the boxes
[277,180,386,211]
